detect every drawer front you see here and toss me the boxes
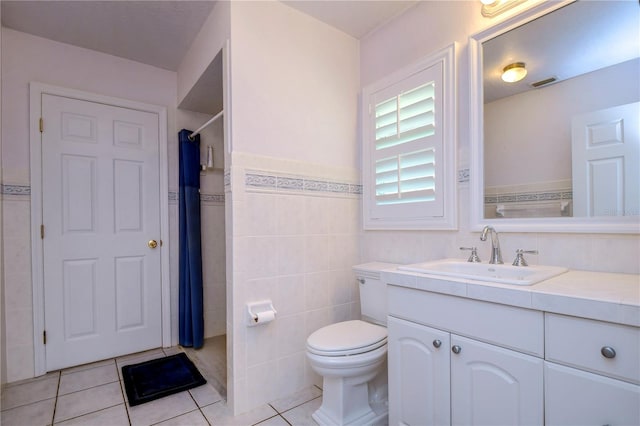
[388,285,544,356]
[545,362,640,426]
[546,313,640,384]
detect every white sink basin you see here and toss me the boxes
[397,259,568,286]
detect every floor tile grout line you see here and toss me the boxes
[117,376,133,425]
[185,384,213,426]
[148,407,206,426]
[251,413,281,426]
[0,395,57,415]
[0,375,61,413]
[51,371,61,425]
[279,413,293,426]
[281,395,323,417]
[51,402,126,425]
[271,393,323,415]
[56,378,122,399]
[0,395,58,414]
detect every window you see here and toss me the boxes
[362,44,457,229]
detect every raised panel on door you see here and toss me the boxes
[115,256,145,330]
[388,316,451,426]
[451,335,543,426]
[62,155,97,233]
[545,362,640,426]
[62,259,98,339]
[114,160,144,232]
[42,93,162,371]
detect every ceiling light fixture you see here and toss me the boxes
[481,0,528,18]
[501,62,527,83]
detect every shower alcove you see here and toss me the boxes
[176,48,228,397]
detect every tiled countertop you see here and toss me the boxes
[380,264,640,327]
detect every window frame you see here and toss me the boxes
[362,43,458,230]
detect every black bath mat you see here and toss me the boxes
[122,352,206,406]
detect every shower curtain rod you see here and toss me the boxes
[188,109,224,141]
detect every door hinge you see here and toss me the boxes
[39,117,44,133]
[43,330,47,345]
[41,224,45,239]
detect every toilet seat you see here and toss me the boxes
[307,320,387,357]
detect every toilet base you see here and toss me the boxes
[312,401,388,426]
[311,370,388,426]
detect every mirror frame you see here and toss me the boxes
[469,0,640,234]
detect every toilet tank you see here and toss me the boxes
[353,262,398,326]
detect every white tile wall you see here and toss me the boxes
[227,154,360,413]
[201,201,226,338]
[2,197,35,382]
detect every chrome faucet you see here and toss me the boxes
[480,226,503,264]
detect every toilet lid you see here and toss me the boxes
[307,320,387,356]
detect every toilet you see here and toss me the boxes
[306,263,396,426]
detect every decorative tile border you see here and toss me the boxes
[484,189,572,204]
[245,171,362,196]
[200,193,225,204]
[1,167,471,201]
[0,184,31,199]
[246,173,277,188]
[169,190,225,205]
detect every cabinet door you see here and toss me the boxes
[451,335,543,426]
[388,316,451,426]
[545,362,640,426]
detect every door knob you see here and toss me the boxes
[148,240,158,249]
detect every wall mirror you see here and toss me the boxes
[469,0,639,233]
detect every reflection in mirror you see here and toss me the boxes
[479,1,639,223]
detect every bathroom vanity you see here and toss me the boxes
[383,266,640,426]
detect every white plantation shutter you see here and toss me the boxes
[374,82,437,206]
[365,61,445,225]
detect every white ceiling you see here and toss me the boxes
[1,0,418,72]
[283,0,417,39]
[1,1,217,71]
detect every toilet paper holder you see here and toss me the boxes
[247,300,277,326]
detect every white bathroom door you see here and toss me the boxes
[41,94,163,371]
[571,102,640,217]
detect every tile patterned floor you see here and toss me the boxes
[1,345,322,426]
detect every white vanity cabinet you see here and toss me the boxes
[388,316,451,426]
[450,335,543,425]
[388,285,544,426]
[544,313,640,426]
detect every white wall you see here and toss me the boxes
[227,1,360,414]
[485,59,640,188]
[0,28,177,382]
[230,1,359,170]
[177,0,230,111]
[360,1,640,274]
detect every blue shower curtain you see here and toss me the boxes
[179,129,204,348]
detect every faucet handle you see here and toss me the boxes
[460,247,481,263]
[512,249,538,266]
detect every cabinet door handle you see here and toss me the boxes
[357,278,365,284]
[433,339,442,348]
[452,345,462,354]
[601,346,616,359]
